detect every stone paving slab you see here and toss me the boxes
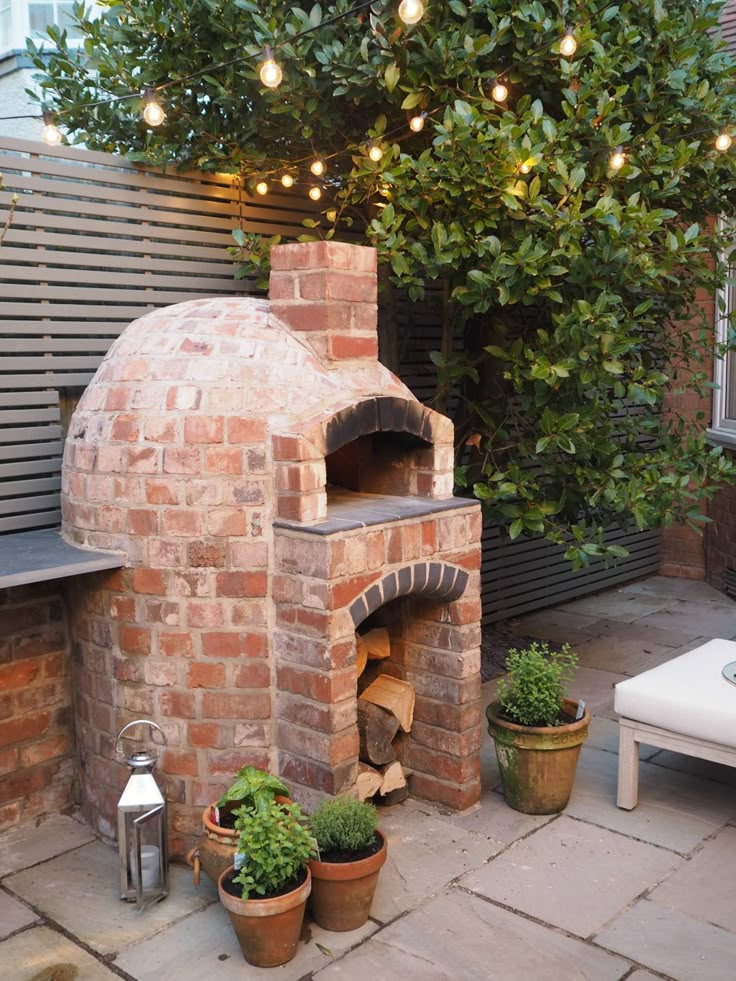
[566,747,736,854]
[4,839,218,955]
[596,899,736,981]
[460,815,679,938]
[0,925,120,979]
[574,632,691,676]
[557,591,672,622]
[586,716,658,760]
[622,577,730,604]
[370,802,499,922]
[0,813,95,877]
[413,793,555,846]
[314,887,631,980]
[510,609,604,644]
[0,889,38,939]
[115,899,378,981]
[567,665,626,719]
[648,749,736,786]
[648,825,736,931]
[634,601,736,640]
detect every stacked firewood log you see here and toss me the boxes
[354,628,414,805]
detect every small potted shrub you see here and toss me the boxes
[308,796,387,931]
[218,799,314,967]
[187,766,290,886]
[486,642,590,814]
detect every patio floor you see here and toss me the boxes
[2,575,735,980]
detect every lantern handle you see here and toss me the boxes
[115,719,167,759]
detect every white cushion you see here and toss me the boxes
[614,638,736,747]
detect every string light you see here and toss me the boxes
[716,128,732,152]
[559,27,578,58]
[41,111,62,146]
[142,89,165,127]
[491,79,509,103]
[310,159,325,176]
[281,173,295,187]
[259,46,283,89]
[308,186,322,201]
[255,180,268,195]
[409,112,427,133]
[398,0,424,26]
[609,146,626,171]
[519,161,532,174]
[368,142,384,162]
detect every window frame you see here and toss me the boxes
[708,231,736,448]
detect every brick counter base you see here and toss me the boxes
[0,583,74,832]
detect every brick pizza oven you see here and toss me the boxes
[61,242,482,854]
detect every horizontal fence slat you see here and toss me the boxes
[0,408,61,424]
[0,391,59,407]
[3,228,240,261]
[0,374,97,389]
[0,424,64,443]
[2,264,246,292]
[0,245,238,277]
[0,510,62,533]
[0,441,64,461]
[0,476,61,498]
[0,457,63,479]
[0,493,61,515]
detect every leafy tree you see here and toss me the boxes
[31,0,736,565]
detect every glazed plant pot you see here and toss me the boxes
[187,797,292,886]
[308,830,387,931]
[486,698,590,815]
[218,865,311,967]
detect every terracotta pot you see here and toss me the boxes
[187,797,292,886]
[486,698,590,815]
[308,830,387,931]
[218,865,311,967]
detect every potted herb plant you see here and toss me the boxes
[187,766,290,886]
[308,796,387,931]
[486,642,590,815]
[218,799,314,967]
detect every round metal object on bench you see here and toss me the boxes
[722,661,736,686]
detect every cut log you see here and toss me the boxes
[378,760,407,796]
[375,785,409,806]
[355,762,383,801]
[361,675,415,733]
[356,636,368,678]
[363,627,390,660]
[357,700,400,765]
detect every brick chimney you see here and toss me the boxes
[268,241,378,362]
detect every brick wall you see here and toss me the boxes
[0,582,75,832]
[704,479,736,590]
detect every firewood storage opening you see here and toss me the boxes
[61,239,483,851]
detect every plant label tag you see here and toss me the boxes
[233,851,247,872]
[575,699,585,720]
[213,806,220,825]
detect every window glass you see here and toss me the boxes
[28,2,56,36]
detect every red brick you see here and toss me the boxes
[228,418,266,444]
[109,595,136,621]
[188,662,226,688]
[410,772,480,811]
[0,802,20,832]
[207,510,246,537]
[205,447,242,474]
[159,691,196,719]
[202,632,266,659]
[159,632,194,658]
[184,416,224,444]
[189,722,226,749]
[0,712,50,748]
[120,625,151,655]
[330,573,380,610]
[202,692,271,719]
[0,660,42,691]
[163,448,201,475]
[328,334,378,360]
[163,750,198,776]
[188,542,226,568]
[188,602,225,628]
[232,662,271,688]
[164,509,203,536]
[276,665,354,703]
[111,414,140,442]
[0,747,17,776]
[206,750,269,775]
[132,568,168,595]
[146,480,180,505]
[19,732,72,768]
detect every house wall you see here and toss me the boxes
[0,582,75,832]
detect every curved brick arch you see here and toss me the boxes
[317,396,444,456]
[348,561,470,628]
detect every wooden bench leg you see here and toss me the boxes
[617,722,639,810]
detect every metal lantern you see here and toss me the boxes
[116,720,169,911]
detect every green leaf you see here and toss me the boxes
[384,63,400,93]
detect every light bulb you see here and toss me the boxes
[409,112,426,133]
[143,89,165,127]
[308,186,322,201]
[520,161,532,174]
[609,147,626,171]
[41,112,62,146]
[491,80,508,103]
[368,143,384,162]
[310,159,325,176]
[398,0,424,26]
[559,29,577,58]
[259,47,283,89]
[255,181,268,195]
[281,173,294,188]
[716,129,732,152]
